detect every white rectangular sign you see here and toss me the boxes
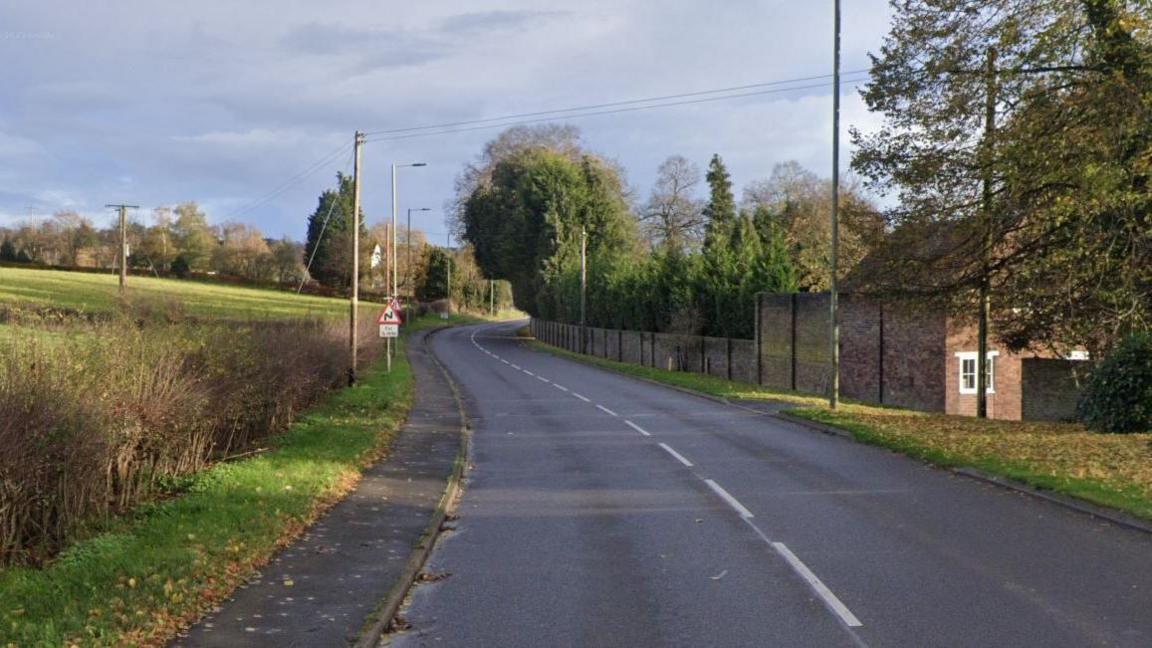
[379,324,399,338]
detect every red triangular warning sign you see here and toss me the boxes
[377,299,403,325]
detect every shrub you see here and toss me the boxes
[0,311,378,565]
[1077,333,1152,433]
[170,254,190,278]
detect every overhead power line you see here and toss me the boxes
[363,69,870,137]
[222,69,873,222]
[224,142,351,222]
[364,76,870,144]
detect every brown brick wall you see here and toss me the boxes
[1021,359,1086,422]
[703,337,730,379]
[883,304,947,412]
[839,294,882,403]
[759,293,794,390]
[730,339,757,384]
[794,293,832,396]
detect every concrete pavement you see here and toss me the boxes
[176,329,463,648]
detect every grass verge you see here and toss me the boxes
[0,340,414,647]
[527,338,828,407]
[530,337,1152,523]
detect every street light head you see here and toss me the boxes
[411,162,427,167]
[419,207,432,212]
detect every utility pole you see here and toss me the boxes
[580,226,588,354]
[829,0,842,409]
[977,48,998,419]
[349,131,365,386]
[105,203,139,293]
[445,232,452,315]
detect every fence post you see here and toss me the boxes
[755,293,763,385]
[790,293,798,391]
[727,337,733,381]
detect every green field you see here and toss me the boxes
[0,267,371,319]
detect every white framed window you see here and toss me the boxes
[956,351,998,394]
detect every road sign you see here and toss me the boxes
[377,298,403,326]
[379,323,399,338]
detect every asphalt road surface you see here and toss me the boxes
[391,321,1152,648]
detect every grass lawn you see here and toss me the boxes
[529,337,1152,522]
[0,340,414,646]
[0,266,370,319]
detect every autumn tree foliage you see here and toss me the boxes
[852,0,1152,356]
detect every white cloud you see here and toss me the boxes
[0,0,893,239]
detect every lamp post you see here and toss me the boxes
[406,207,431,295]
[391,162,427,299]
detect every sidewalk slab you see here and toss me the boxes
[175,330,463,648]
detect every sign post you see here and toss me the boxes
[377,298,403,372]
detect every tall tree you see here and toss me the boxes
[171,202,217,271]
[744,162,883,291]
[852,0,1152,356]
[640,155,705,251]
[702,154,737,247]
[462,146,635,317]
[303,172,366,288]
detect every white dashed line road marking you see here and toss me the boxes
[595,404,618,417]
[510,364,521,370]
[572,393,591,402]
[770,542,864,628]
[553,384,570,392]
[624,420,651,436]
[658,443,694,467]
[537,376,551,383]
[704,479,754,519]
[524,370,536,377]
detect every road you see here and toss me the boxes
[391,321,1152,647]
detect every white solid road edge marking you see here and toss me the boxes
[572,392,591,402]
[658,443,694,467]
[624,420,651,436]
[595,404,619,417]
[771,542,864,628]
[704,479,755,519]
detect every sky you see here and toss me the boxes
[0,0,894,241]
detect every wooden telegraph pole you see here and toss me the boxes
[828,0,842,409]
[349,131,365,386]
[105,204,139,293]
[977,48,998,419]
[580,226,588,354]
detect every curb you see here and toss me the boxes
[950,467,1152,536]
[353,326,472,648]
[773,410,854,439]
[776,410,1152,537]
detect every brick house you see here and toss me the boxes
[532,290,1088,422]
[757,292,1086,421]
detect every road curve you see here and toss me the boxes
[390,321,1152,648]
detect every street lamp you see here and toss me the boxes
[406,207,431,294]
[391,161,427,297]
